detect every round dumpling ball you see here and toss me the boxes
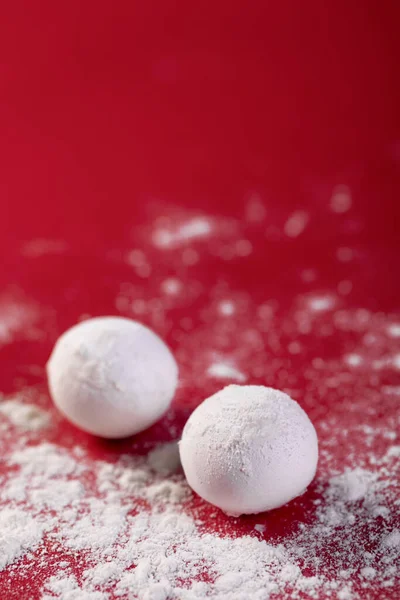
[179,385,318,516]
[47,316,178,438]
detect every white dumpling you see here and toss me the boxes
[47,316,178,438]
[179,385,318,516]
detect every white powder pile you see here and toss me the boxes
[42,574,108,600]
[147,441,182,476]
[218,300,236,316]
[3,443,85,509]
[0,508,51,571]
[387,323,400,338]
[161,278,182,296]
[307,295,336,312]
[207,362,247,382]
[0,426,397,599]
[287,463,400,595]
[2,200,400,599]
[0,300,37,346]
[0,395,50,431]
[0,441,318,599]
[344,354,363,368]
[152,217,212,249]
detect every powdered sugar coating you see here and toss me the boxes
[179,385,318,515]
[47,317,178,438]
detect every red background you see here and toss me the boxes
[1,2,400,247]
[0,2,399,599]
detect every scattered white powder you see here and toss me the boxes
[0,429,397,599]
[0,509,50,570]
[327,468,378,503]
[387,323,400,338]
[2,185,399,600]
[153,217,212,248]
[284,210,309,238]
[218,300,235,316]
[28,480,85,510]
[9,443,79,477]
[1,279,399,599]
[0,300,37,345]
[3,443,85,508]
[0,397,50,431]
[147,442,181,476]
[42,574,108,600]
[382,385,400,396]
[344,354,363,368]
[145,480,189,504]
[285,462,399,593]
[360,566,377,580]
[161,278,182,296]
[207,362,247,382]
[126,249,152,278]
[383,530,400,548]
[385,446,400,459]
[308,295,335,312]
[392,354,400,369]
[330,184,352,213]
[59,501,128,551]
[176,218,212,240]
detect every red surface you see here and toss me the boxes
[1,2,400,599]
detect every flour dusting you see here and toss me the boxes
[0,396,50,431]
[0,424,398,600]
[153,217,212,249]
[207,362,247,383]
[1,194,399,599]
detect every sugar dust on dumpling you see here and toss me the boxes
[47,316,178,438]
[179,385,318,516]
